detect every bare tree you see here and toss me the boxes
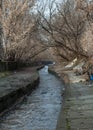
[76,0,93,57]
[0,0,46,62]
[0,0,3,60]
[38,0,88,61]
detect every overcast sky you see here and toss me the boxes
[32,0,63,16]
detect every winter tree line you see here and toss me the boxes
[0,0,93,64]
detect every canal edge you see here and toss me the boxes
[48,66,70,130]
[0,66,43,116]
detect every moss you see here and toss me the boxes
[67,99,71,101]
[64,107,69,114]
[66,118,71,130]
[67,100,75,106]
[0,71,11,78]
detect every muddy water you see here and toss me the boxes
[0,66,63,130]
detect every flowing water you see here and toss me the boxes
[0,66,63,130]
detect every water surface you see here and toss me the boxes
[0,66,63,130]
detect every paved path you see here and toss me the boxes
[50,66,93,130]
[57,82,93,130]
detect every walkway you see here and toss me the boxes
[50,66,93,130]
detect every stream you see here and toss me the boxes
[0,66,63,130]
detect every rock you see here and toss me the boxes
[65,58,77,69]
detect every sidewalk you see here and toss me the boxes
[49,65,93,130]
[0,67,40,115]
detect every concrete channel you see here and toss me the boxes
[0,66,64,130]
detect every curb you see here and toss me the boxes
[48,67,70,130]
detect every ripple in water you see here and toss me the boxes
[0,66,63,130]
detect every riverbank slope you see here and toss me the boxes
[49,64,93,130]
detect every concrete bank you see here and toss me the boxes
[0,67,41,115]
[49,66,93,130]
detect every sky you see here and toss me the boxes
[32,0,63,16]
